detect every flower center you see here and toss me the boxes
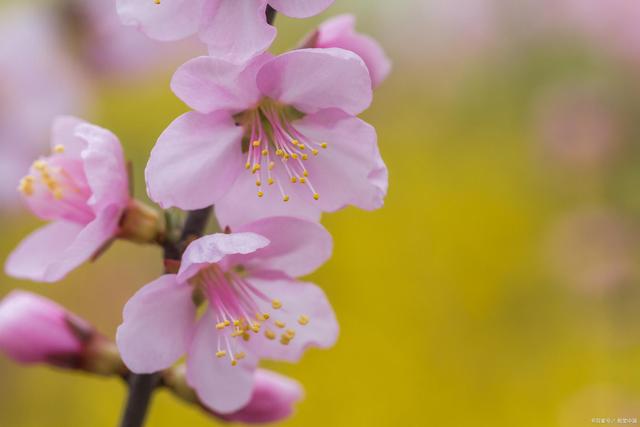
[190,264,310,366]
[237,99,328,202]
[18,145,94,223]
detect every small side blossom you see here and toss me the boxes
[117,0,335,63]
[5,117,130,283]
[146,48,388,228]
[221,369,303,423]
[302,14,391,88]
[117,216,338,413]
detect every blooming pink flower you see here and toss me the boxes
[5,116,130,283]
[117,0,334,63]
[0,290,89,364]
[220,369,303,423]
[304,14,391,88]
[116,216,338,413]
[146,48,387,228]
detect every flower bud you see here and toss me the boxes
[118,199,165,244]
[220,370,304,424]
[0,291,125,376]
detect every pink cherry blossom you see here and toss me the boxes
[146,48,387,228]
[220,369,303,423]
[5,116,130,283]
[304,14,391,88]
[116,216,338,413]
[0,290,89,364]
[0,5,88,210]
[117,0,334,63]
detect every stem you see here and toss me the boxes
[118,208,213,427]
[118,374,161,427]
[266,5,277,25]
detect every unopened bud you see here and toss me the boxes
[118,199,165,244]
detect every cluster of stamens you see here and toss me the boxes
[192,264,311,367]
[18,145,67,200]
[241,100,328,202]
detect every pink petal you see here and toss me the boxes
[145,111,243,210]
[0,291,83,364]
[231,216,332,277]
[171,53,271,114]
[5,205,122,282]
[187,309,257,413]
[268,0,334,18]
[214,169,322,230]
[199,0,276,63]
[315,14,391,88]
[177,232,271,283]
[243,277,338,362]
[117,0,204,41]
[294,109,386,212]
[257,48,372,115]
[221,369,304,423]
[116,275,195,373]
[75,123,130,213]
[51,116,88,156]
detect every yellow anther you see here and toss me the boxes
[303,170,309,177]
[291,153,298,160]
[298,315,310,326]
[231,330,244,337]
[271,299,282,309]
[245,162,251,170]
[243,333,251,341]
[224,320,231,326]
[268,177,274,185]
[276,149,284,157]
[216,350,227,358]
[154,0,160,4]
[33,160,47,171]
[283,195,290,202]
[262,149,268,156]
[18,176,35,196]
[255,313,269,321]
[291,176,298,184]
[313,193,320,200]
[231,360,238,366]
[284,153,290,160]
[312,149,319,156]
[275,320,286,328]
[285,329,296,338]
[251,323,261,333]
[256,180,262,187]
[321,142,328,149]
[235,352,246,360]
[280,336,291,345]
[53,144,65,154]
[291,139,300,146]
[257,191,264,198]
[298,144,306,150]
[216,322,226,330]
[265,330,276,340]
[268,162,275,171]
[302,154,309,160]
[252,164,261,173]
[252,140,261,147]
[299,177,307,184]
[233,320,241,327]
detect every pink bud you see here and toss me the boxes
[0,291,88,365]
[221,369,304,424]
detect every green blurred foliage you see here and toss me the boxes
[3,1,640,427]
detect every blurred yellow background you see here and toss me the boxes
[3,1,640,426]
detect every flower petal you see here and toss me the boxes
[51,116,88,156]
[117,0,204,41]
[231,216,332,277]
[315,14,391,88]
[199,0,276,63]
[214,169,322,230]
[221,369,304,423]
[177,233,271,283]
[116,275,195,373]
[187,309,257,413]
[171,53,272,114]
[5,205,120,283]
[268,0,334,18]
[257,48,372,115]
[242,277,338,362]
[293,109,386,212]
[145,111,243,210]
[75,123,130,213]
